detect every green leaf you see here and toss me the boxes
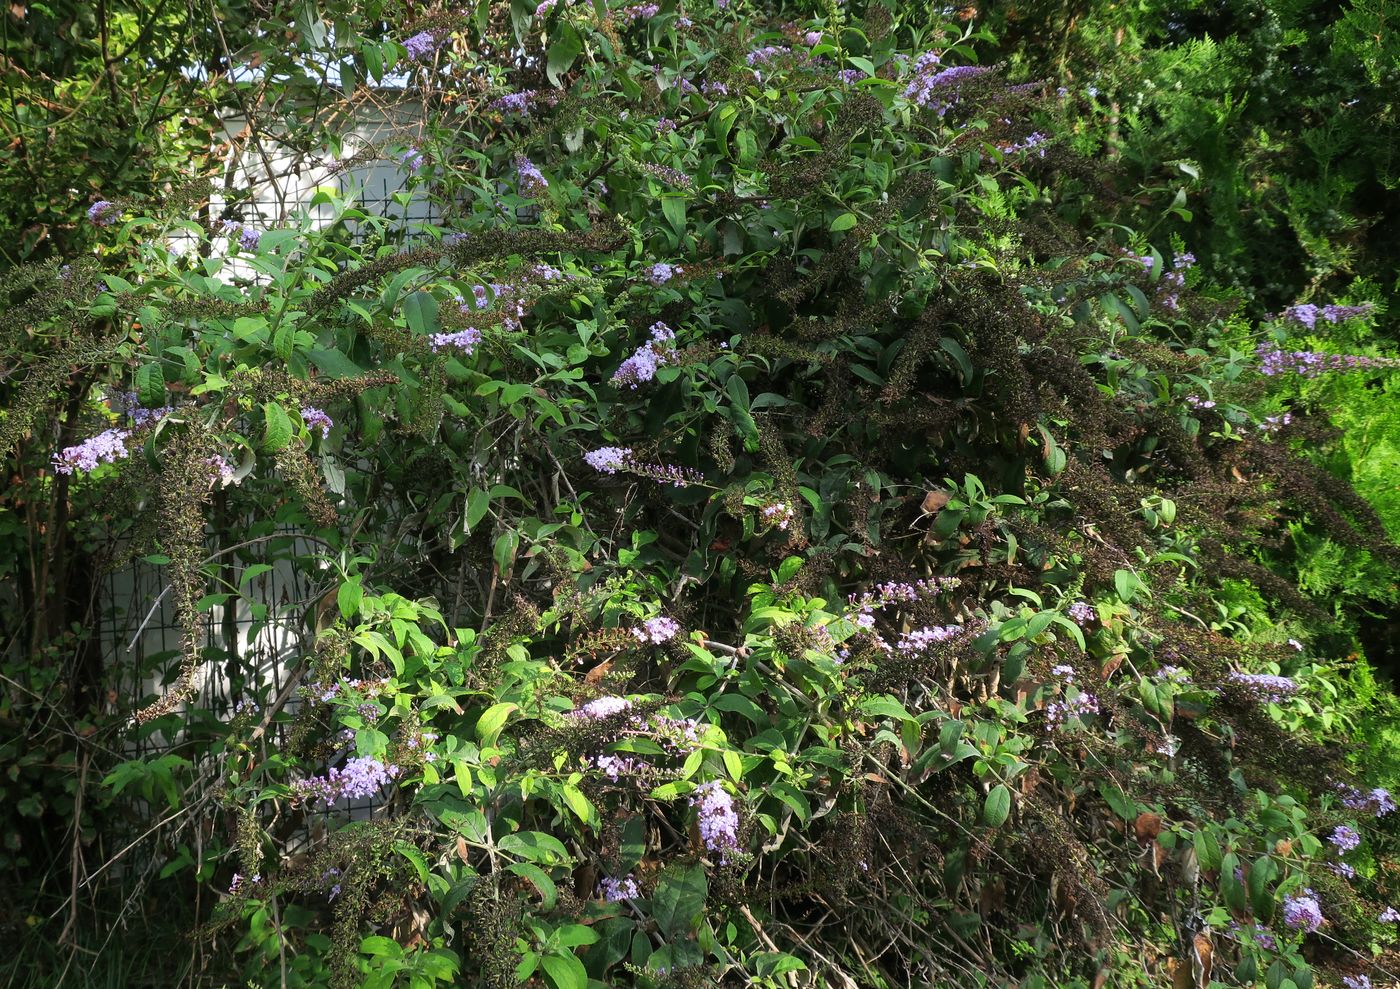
[476,702,516,745]
[135,363,165,407]
[465,488,491,531]
[506,861,557,908]
[337,578,363,620]
[540,952,587,989]
[982,784,1012,828]
[308,348,365,378]
[661,196,687,239]
[650,863,707,937]
[403,291,440,336]
[830,212,858,232]
[545,23,582,87]
[261,402,293,452]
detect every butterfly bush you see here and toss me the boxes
[1228,671,1299,703]
[53,427,132,474]
[1328,824,1361,852]
[402,31,439,60]
[599,875,639,901]
[1255,344,1400,377]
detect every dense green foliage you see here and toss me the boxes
[3,2,1400,988]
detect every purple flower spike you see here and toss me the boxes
[87,200,120,226]
[1282,889,1324,932]
[52,427,132,475]
[301,406,333,439]
[403,31,439,60]
[690,781,740,861]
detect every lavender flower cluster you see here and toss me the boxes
[293,755,400,806]
[1328,824,1362,853]
[632,616,681,644]
[690,781,740,861]
[848,577,959,614]
[488,90,536,114]
[1046,691,1100,729]
[52,427,132,475]
[759,501,794,530]
[1281,888,1324,932]
[399,147,425,172]
[612,322,677,388]
[583,446,705,487]
[567,696,634,720]
[599,875,639,901]
[516,155,549,196]
[640,162,694,188]
[620,3,659,22]
[301,406,333,439]
[219,218,262,251]
[1339,784,1397,817]
[1156,252,1195,312]
[1255,344,1399,377]
[1001,131,1049,157]
[1067,601,1094,626]
[1227,671,1298,704]
[87,200,120,226]
[403,31,440,60]
[647,262,682,285]
[1278,302,1374,330]
[904,57,992,116]
[893,624,964,655]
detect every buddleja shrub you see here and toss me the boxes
[5,1,1400,987]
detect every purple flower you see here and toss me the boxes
[746,45,792,67]
[52,427,132,474]
[599,875,639,901]
[1255,344,1398,377]
[613,323,677,388]
[207,455,236,483]
[1002,131,1049,157]
[293,756,400,806]
[1329,825,1362,853]
[568,696,633,719]
[1227,671,1298,704]
[399,147,425,172]
[1278,302,1373,329]
[301,406,332,439]
[640,162,693,188]
[1342,976,1372,989]
[403,31,438,60]
[238,226,261,251]
[489,91,536,114]
[904,62,992,115]
[590,753,642,780]
[632,616,681,644]
[1379,907,1400,923]
[1282,889,1324,932]
[585,446,633,474]
[1051,664,1075,681]
[701,81,729,97]
[647,262,681,285]
[894,625,964,654]
[690,781,740,860]
[620,3,659,21]
[759,501,794,530]
[837,68,868,84]
[87,200,119,226]
[1068,601,1094,626]
[1046,691,1100,729]
[804,31,822,45]
[1328,861,1357,879]
[515,155,549,196]
[1154,665,1190,684]
[848,577,959,613]
[428,326,483,354]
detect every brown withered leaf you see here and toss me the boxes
[455,837,470,863]
[1166,958,1193,989]
[920,489,951,516]
[1101,653,1125,680]
[1191,932,1214,988]
[1134,812,1164,844]
[584,659,613,684]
